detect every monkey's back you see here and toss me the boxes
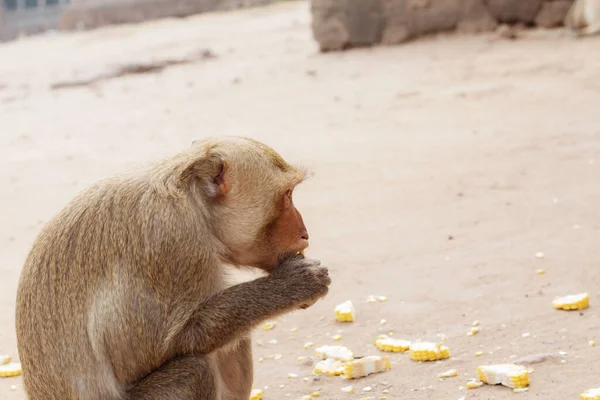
[15,174,215,400]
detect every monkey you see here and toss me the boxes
[15,136,331,400]
[564,0,600,37]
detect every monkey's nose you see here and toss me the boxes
[300,230,309,241]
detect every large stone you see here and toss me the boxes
[458,0,498,33]
[535,0,573,28]
[483,0,544,24]
[311,0,383,51]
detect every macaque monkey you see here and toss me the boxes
[565,0,600,37]
[15,137,331,400]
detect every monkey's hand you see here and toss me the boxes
[269,254,331,310]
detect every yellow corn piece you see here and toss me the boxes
[466,380,484,389]
[374,335,411,353]
[0,355,11,365]
[0,362,22,378]
[335,300,355,322]
[438,369,458,378]
[313,358,344,376]
[552,292,590,311]
[311,392,321,397]
[409,342,450,361]
[249,389,263,400]
[341,385,354,393]
[315,345,354,362]
[581,388,600,400]
[262,321,276,330]
[343,355,391,379]
[477,364,529,389]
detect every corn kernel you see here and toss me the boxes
[409,342,450,361]
[0,363,21,378]
[514,388,529,393]
[301,396,312,400]
[335,300,355,322]
[343,355,391,379]
[466,380,483,389]
[472,320,480,327]
[374,336,411,353]
[287,373,298,379]
[332,334,342,341]
[0,355,11,365]
[262,321,276,331]
[467,327,480,336]
[474,351,484,357]
[341,385,354,393]
[291,327,299,332]
[315,345,354,362]
[437,369,458,378]
[590,341,596,347]
[313,358,344,376]
[304,342,315,350]
[581,388,600,400]
[536,268,545,275]
[477,364,529,389]
[249,388,263,400]
[552,292,589,310]
[311,392,321,397]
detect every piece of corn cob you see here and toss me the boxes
[477,364,529,389]
[335,300,355,322]
[581,388,600,400]
[0,362,22,378]
[374,335,411,353]
[552,292,590,311]
[409,342,450,361]
[437,369,458,379]
[313,358,344,376]
[315,345,354,362]
[343,355,391,379]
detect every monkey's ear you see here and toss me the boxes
[179,156,230,198]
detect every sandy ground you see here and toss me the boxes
[1,1,600,399]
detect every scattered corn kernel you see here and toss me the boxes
[536,269,545,275]
[474,351,484,357]
[477,364,529,389]
[304,342,315,350]
[535,252,545,259]
[409,342,450,361]
[287,373,298,379]
[332,334,342,341]
[377,296,388,302]
[274,354,283,360]
[313,358,344,376]
[363,386,373,392]
[0,363,21,378]
[437,369,458,379]
[514,388,529,393]
[581,388,600,400]
[10,385,16,390]
[552,292,590,311]
[466,380,484,389]
[367,295,387,303]
[311,392,321,397]
[341,385,355,393]
[249,388,263,400]
[258,357,264,363]
[0,355,11,365]
[467,327,480,336]
[301,396,312,400]
[380,319,387,325]
[315,345,354,362]
[472,320,480,327]
[335,300,355,322]
[382,389,389,394]
[343,355,391,379]
[374,336,411,353]
[268,339,278,345]
[262,321,276,331]
[590,341,596,347]
[291,327,299,332]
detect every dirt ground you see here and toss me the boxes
[1,1,599,399]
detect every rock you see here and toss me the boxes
[535,0,574,28]
[458,0,498,33]
[484,0,544,24]
[311,0,383,51]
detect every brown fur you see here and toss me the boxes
[15,136,330,400]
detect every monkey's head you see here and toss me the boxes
[179,137,309,272]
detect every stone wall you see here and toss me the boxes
[311,0,575,51]
[58,0,276,30]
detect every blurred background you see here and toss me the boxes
[1,0,599,399]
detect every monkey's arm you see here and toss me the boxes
[168,259,329,356]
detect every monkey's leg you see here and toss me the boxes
[127,355,217,400]
[215,337,253,400]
